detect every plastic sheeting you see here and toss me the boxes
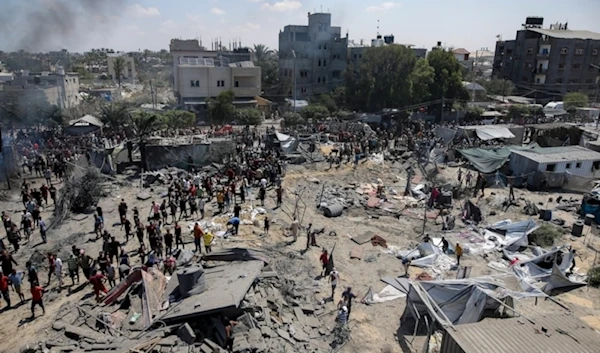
[457,147,512,173]
[434,126,457,145]
[474,126,515,141]
[486,219,539,251]
[275,132,299,154]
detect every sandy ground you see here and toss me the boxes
[1,156,600,353]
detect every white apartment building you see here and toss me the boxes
[107,52,136,82]
[0,69,80,110]
[170,39,261,108]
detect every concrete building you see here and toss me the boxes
[278,12,348,99]
[107,52,136,82]
[0,68,80,109]
[452,48,474,72]
[493,17,600,94]
[169,39,261,109]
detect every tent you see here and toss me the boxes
[402,274,546,327]
[484,219,539,251]
[275,132,299,154]
[457,147,512,173]
[65,114,103,135]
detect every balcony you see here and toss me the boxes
[535,68,548,75]
[537,52,550,59]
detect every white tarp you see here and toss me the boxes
[365,285,406,304]
[486,219,539,251]
[275,132,299,153]
[475,126,515,141]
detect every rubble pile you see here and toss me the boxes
[317,183,363,209]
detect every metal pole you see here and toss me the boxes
[292,50,297,113]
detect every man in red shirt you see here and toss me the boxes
[0,272,11,308]
[320,249,329,277]
[89,270,108,302]
[30,283,45,317]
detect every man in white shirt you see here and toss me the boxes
[54,256,63,288]
[329,267,339,299]
[291,218,299,242]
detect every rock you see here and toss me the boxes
[276,328,295,345]
[307,177,320,184]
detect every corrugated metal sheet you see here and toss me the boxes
[442,314,600,353]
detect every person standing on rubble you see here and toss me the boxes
[0,271,11,309]
[30,281,45,317]
[341,287,357,320]
[67,254,80,286]
[8,269,25,303]
[291,218,299,242]
[508,179,515,202]
[329,267,339,299]
[203,231,214,253]
[164,228,174,255]
[193,222,204,252]
[455,243,463,266]
[89,270,108,302]
[320,249,329,277]
[174,222,184,249]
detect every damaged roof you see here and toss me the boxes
[444,314,600,353]
[162,260,264,322]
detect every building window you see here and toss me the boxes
[353,54,357,59]
[323,76,327,84]
[323,60,327,67]
[572,63,582,70]
[576,162,582,168]
[566,163,572,169]
[234,81,239,87]
[317,77,321,83]
[506,49,513,54]
[319,24,323,31]
[522,76,529,82]
[318,59,321,67]
[190,80,199,87]
[195,80,199,87]
[217,80,225,87]
[595,161,600,170]
[524,62,532,68]
[324,44,327,50]
[526,48,533,54]
[575,48,584,55]
[332,70,341,78]
[593,49,599,56]
[570,79,579,84]
[586,79,594,84]
[546,164,556,172]
[318,44,322,50]
[558,63,565,70]
[560,47,568,54]
[556,78,563,83]
[301,88,307,93]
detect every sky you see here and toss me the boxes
[1,0,600,53]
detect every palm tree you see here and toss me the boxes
[252,44,273,64]
[99,104,130,129]
[112,56,126,87]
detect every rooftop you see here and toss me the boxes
[511,145,600,163]
[445,314,600,353]
[453,48,471,55]
[161,260,264,322]
[528,28,600,40]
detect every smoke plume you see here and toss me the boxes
[0,0,129,52]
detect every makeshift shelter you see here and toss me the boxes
[456,148,512,173]
[402,275,546,327]
[484,219,539,251]
[65,114,104,135]
[275,132,299,154]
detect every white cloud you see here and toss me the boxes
[186,15,202,23]
[247,0,264,2]
[211,7,226,15]
[246,22,261,30]
[261,0,301,12]
[127,4,160,17]
[366,2,399,12]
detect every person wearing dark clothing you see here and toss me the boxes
[174,222,184,249]
[223,317,238,352]
[118,199,128,220]
[440,237,449,253]
[108,237,120,263]
[26,261,39,285]
[122,218,132,241]
[0,250,18,276]
[341,287,357,320]
[233,204,241,218]
[164,229,174,255]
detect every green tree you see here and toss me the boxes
[131,111,163,171]
[563,92,589,111]
[464,106,484,121]
[345,45,417,112]
[300,104,329,122]
[207,90,236,124]
[479,78,515,96]
[507,105,530,120]
[161,110,196,132]
[100,104,130,129]
[112,56,126,87]
[426,48,470,119]
[410,58,435,103]
[252,44,273,64]
[235,108,263,126]
[282,111,305,127]
[314,94,337,114]
[330,87,346,110]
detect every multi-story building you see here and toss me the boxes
[278,12,348,99]
[493,17,600,94]
[0,68,80,110]
[169,39,261,109]
[107,52,137,82]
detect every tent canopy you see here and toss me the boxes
[457,147,512,173]
[474,126,515,140]
[69,114,104,127]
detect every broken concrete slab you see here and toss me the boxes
[260,326,275,338]
[177,323,196,345]
[276,328,295,345]
[305,315,321,328]
[351,231,375,245]
[136,192,152,201]
[350,246,364,260]
[290,327,310,342]
[294,307,308,327]
[52,322,111,344]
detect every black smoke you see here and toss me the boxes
[0,0,129,52]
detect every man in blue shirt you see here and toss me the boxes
[227,217,240,235]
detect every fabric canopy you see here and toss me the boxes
[457,147,512,173]
[486,219,539,251]
[475,126,515,141]
[275,132,299,154]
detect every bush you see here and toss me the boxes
[528,223,564,247]
[282,112,305,127]
[53,166,108,226]
[588,267,600,287]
